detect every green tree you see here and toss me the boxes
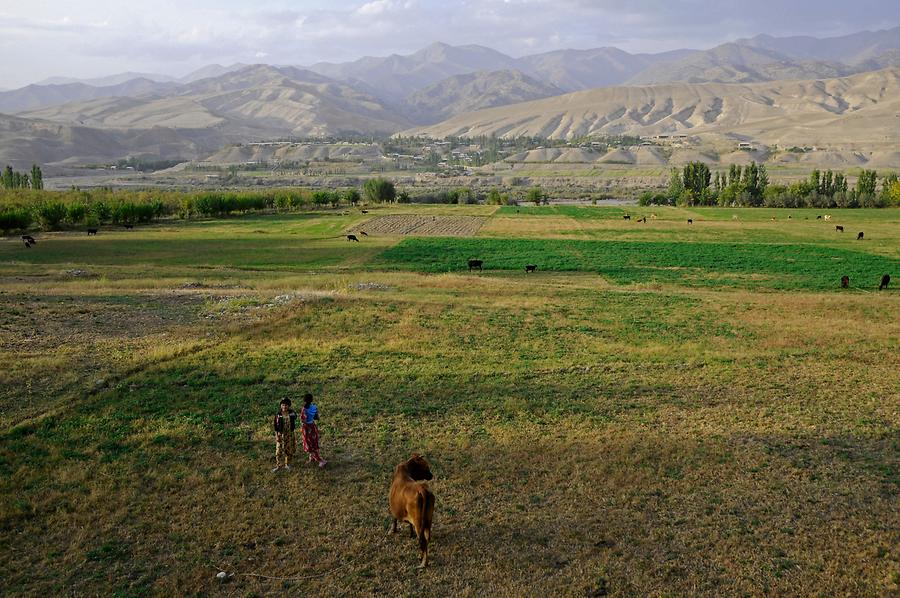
[682,162,711,196]
[344,188,361,205]
[667,167,684,203]
[856,169,877,198]
[30,164,43,190]
[757,164,769,199]
[527,186,543,206]
[363,178,396,203]
[809,169,821,195]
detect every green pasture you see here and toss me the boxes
[0,204,898,596]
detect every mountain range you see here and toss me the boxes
[1,27,899,168]
[405,68,900,149]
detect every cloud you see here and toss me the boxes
[1,0,899,88]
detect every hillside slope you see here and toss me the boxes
[403,70,564,123]
[404,68,900,148]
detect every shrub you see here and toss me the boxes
[37,201,67,230]
[0,206,33,232]
[66,202,88,224]
[91,201,112,223]
[344,188,361,205]
[363,178,396,203]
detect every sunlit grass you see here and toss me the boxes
[0,206,897,596]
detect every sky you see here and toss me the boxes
[1,0,899,88]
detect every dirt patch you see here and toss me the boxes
[352,215,485,236]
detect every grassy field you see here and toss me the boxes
[1,205,898,596]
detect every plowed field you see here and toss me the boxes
[352,214,485,236]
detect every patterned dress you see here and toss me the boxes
[274,411,296,467]
[301,405,325,464]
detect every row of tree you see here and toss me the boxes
[0,178,418,232]
[640,163,898,208]
[1,165,43,190]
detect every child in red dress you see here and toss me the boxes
[301,393,327,468]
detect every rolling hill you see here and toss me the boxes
[403,70,565,123]
[626,43,853,85]
[404,68,900,149]
[0,78,180,115]
[21,65,411,137]
[1,65,413,168]
[308,42,521,100]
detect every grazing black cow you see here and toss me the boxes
[841,275,849,288]
[467,259,483,271]
[21,235,36,244]
[23,239,31,248]
[87,228,98,236]
[857,232,864,240]
[360,231,368,236]
[124,223,134,230]
[525,264,537,273]
[816,215,822,220]
[361,210,369,214]
[787,215,792,219]
[623,215,630,220]
[836,225,844,232]
[347,234,359,242]
[879,274,891,290]
[687,219,693,224]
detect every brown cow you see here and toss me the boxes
[836,225,844,232]
[841,275,849,288]
[388,454,435,568]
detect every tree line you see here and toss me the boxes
[1,165,43,190]
[0,178,408,232]
[640,162,899,208]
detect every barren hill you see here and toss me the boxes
[0,78,180,114]
[403,70,564,123]
[21,65,411,138]
[2,65,412,168]
[404,68,900,149]
[626,43,852,85]
[309,42,520,100]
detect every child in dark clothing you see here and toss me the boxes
[272,398,297,472]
